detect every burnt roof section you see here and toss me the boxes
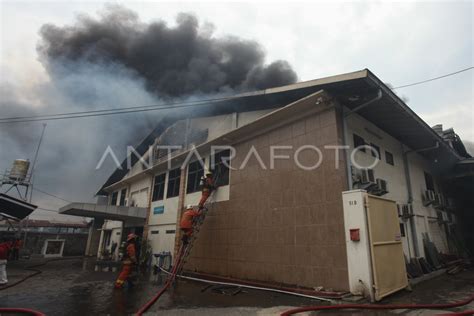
[97,69,466,194]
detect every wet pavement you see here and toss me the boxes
[0,258,473,315]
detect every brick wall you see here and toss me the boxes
[184,98,350,291]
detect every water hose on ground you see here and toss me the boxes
[0,307,46,316]
[158,265,333,302]
[0,256,83,291]
[280,294,474,316]
[135,244,185,316]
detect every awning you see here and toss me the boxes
[0,193,37,221]
[59,202,147,224]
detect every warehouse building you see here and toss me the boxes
[60,69,472,299]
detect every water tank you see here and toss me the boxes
[9,159,30,181]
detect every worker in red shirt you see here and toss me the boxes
[0,239,12,285]
[180,205,202,244]
[198,172,216,209]
[115,233,137,289]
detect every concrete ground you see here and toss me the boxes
[0,258,472,315]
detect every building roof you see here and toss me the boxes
[98,69,469,194]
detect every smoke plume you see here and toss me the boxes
[0,5,298,221]
[38,5,297,98]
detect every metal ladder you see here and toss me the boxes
[175,196,216,274]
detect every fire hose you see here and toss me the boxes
[135,244,186,315]
[0,257,83,315]
[280,294,474,316]
[0,308,46,316]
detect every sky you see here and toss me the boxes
[0,0,473,221]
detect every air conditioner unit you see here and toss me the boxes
[423,190,436,206]
[398,204,414,219]
[371,178,388,196]
[360,169,375,184]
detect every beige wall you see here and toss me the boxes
[184,104,350,291]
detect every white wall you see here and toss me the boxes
[342,190,374,300]
[346,112,451,257]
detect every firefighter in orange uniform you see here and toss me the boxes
[180,205,202,244]
[198,172,216,209]
[115,233,137,289]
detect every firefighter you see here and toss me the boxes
[180,205,202,244]
[11,238,22,261]
[0,238,12,285]
[198,171,216,209]
[114,233,137,289]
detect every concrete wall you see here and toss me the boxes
[184,102,351,291]
[24,232,88,256]
[345,112,452,257]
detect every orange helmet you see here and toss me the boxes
[126,233,137,241]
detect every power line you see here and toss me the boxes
[33,187,72,203]
[0,67,472,124]
[0,94,242,124]
[392,66,473,89]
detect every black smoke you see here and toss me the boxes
[38,5,298,98]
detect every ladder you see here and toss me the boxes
[175,194,216,275]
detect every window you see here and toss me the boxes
[399,223,406,237]
[212,149,231,186]
[152,173,166,201]
[385,151,394,165]
[370,143,381,159]
[111,191,118,206]
[166,168,181,198]
[187,160,204,193]
[151,230,159,235]
[166,230,176,234]
[424,172,435,191]
[119,189,127,206]
[353,134,366,152]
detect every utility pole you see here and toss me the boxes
[23,123,47,245]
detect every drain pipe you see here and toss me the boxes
[341,90,383,189]
[402,141,440,257]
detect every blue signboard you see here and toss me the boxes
[153,206,164,214]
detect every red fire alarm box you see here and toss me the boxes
[350,228,360,241]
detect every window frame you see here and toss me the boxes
[186,160,204,194]
[166,167,181,198]
[212,149,231,186]
[119,189,127,206]
[152,173,166,201]
[353,134,366,153]
[424,172,435,191]
[370,143,381,160]
[111,191,118,206]
[385,151,394,166]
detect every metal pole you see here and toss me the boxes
[23,123,47,245]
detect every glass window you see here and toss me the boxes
[424,172,435,191]
[152,173,166,201]
[119,189,127,206]
[165,230,176,234]
[187,160,204,193]
[212,150,230,186]
[399,223,406,237]
[166,168,181,198]
[385,151,394,165]
[111,191,118,206]
[370,143,381,159]
[353,134,366,152]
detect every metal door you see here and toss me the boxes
[366,195,408,301]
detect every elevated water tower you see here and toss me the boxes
[0,159,32,201]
